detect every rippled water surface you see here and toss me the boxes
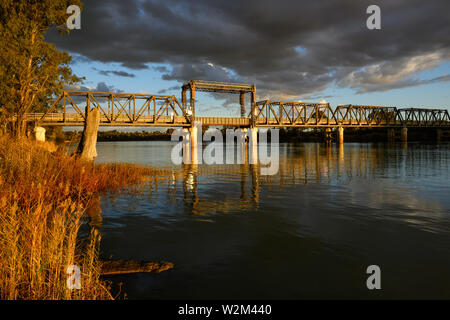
[89,141,450,299]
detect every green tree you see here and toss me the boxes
[0,0,83,137]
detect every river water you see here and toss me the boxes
[88,141,450,299]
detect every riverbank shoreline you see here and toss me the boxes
[0,135,171,299]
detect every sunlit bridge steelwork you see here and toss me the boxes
[334,105,402,127]
[29,90,191,127]
[398,108,450,127]
[21,81,450,131]
[252,100,337,127]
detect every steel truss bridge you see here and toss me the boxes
[23,81,450,128]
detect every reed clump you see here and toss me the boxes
[0,135,165,299]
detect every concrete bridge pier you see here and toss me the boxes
[189,125,198,148]
[240,127,248,145]
[401,127,408,143]
[189,126,198,164]
[182,128,191,164]
[240,128,248,164]
[337,126,344,144]
[188,121,203,164]
[249,127,258,164]
[34,126,46,142]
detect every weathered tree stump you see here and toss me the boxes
[77,107,100,161]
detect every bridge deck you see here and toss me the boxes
[23,113,251,127]
[24,113,450,127]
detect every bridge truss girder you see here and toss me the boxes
[253,102,450,127]
[398,108,450,126]
[27,90,450,128]
[38,91,191,126]
[252,100,337,126]
[334,105,402,126]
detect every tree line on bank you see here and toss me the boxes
[44,126,448,144]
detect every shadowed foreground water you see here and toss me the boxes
[88,141,450,299]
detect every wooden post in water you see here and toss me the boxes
[77,106,100,161]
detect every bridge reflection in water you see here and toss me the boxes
[141,141,443,217]
[92,140,449,299]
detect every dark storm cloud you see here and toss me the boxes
[121,62,149,70]
[64,81,123,103]
[47,0,450,99]
[65,81,121,92]
[347,72,450,94]
[93,68,136,78]
[157,85,180,94]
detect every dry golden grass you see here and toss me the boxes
[0,135,167,299]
